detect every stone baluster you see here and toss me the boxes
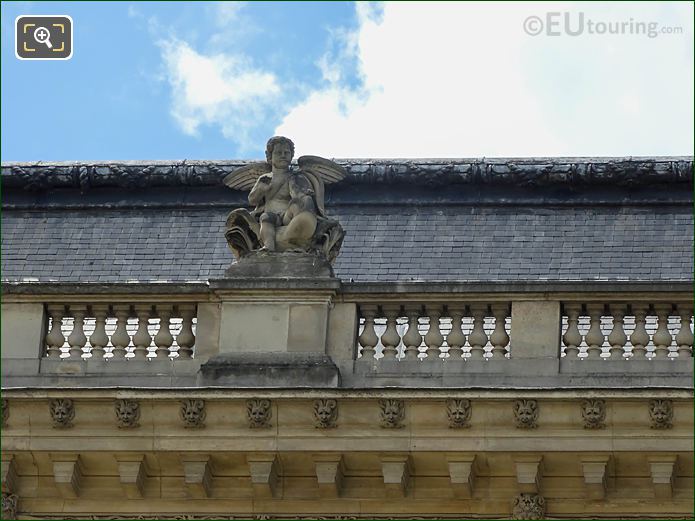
[446,309,466,359]
[402,308,422,361]
[154,306,174,359]
[111,305,131,359]
[585,305,605,360]
[629,307,650,360]
[468,305,488,360]
[67,306,88,360]
[177,305,196,359]
[562,304,582,360]
[607,304,628,360]
[132,306,152,360]
[358,306,379,360]
[380,306,401,361]
[489,304,510,359]
[45,305,66,359]
[652,305,673,360]
[675,306,693,359]
[424,306,443,361]
[89,306,109,360]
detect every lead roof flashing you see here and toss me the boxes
[2,156,692,192]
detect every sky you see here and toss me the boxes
[1,1,693,161]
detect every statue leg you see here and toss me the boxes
[259,213,277,251]
[282,211,317,248]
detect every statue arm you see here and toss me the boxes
[248,175,271,206]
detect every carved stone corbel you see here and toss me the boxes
[446,454,478,498]
[312,454,345,498]
[514,456,543,493]
[581,455,611,499]
[115,455,147,499]
[181,455,213,498]
[380,454,412,498]
[648,455,678,498]
[51,454,84,497]
[247,454,280,498]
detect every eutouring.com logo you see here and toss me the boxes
[523,12,684,39]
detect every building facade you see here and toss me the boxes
[1,156,693,519]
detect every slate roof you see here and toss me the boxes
[2,158,692,283]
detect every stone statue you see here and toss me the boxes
[223,136,346,264]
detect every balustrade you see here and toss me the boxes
[43,303,198,361]
[355,303,511,361]
[560,303,693,360]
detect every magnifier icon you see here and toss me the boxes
[33,26,53,49]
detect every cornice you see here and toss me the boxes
[2,157,692,192]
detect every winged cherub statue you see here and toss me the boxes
[223,136,346,263]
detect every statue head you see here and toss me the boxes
[514,399,538,429]
[379,399,404,428]
[265,136,295,170]
[649,399,673,429]
[49,398,75,428]
[313,399,338,428]
[581,399,605,429]
[247,399,272,428]
[115,399,140,428]
[446,399,471,428]
[179,399,206,428]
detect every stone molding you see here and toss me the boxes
[2,157,692,192]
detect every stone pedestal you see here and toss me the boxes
[204,252,342,387]
[224,250,334,278]
[198,353,340,387]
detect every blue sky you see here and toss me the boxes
[2,1,693,161]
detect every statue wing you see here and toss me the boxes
[297,155,347,185]
[222,162,271,191]
[296,156,347,217]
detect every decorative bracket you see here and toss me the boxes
[514,455,543,493]
[247,454,280,498]
[181,455,213,498]
[51,454,84,498]
[380,454,412,498]
[581,455,612,499]
[648,455,678,499]
[115,454,147,499]
[446,454,478,498]
[313,454,345,498]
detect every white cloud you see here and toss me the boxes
[276,1,694,158]
[158,38,280,150]
[215,1,246,25]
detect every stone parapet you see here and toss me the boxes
[1,280,692,390]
